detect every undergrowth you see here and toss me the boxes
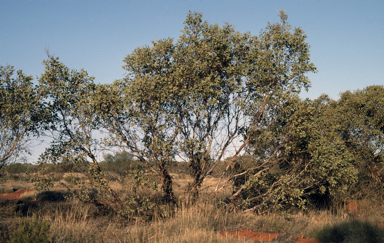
[1,164,384,242]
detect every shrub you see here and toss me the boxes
[6,163,28,174]
[64,175,82,186]
[231,99,357,212]
[99,151,140,176]
[10,217,51,243]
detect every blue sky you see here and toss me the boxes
[1,0,383,101]
[1,0,383,162]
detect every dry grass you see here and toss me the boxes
[0,177,34,193]
[4,196,382,243]
[1,173,384,242]
[0,200,256,242]
[18,190,37,201]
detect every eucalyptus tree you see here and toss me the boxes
[336,85,384,165]
[0,66,40,171]
[37,56,124,207]
[95,57,180,204]
[231,86,384,211]
[98,10,317,203]
[332,85,384,198]
[230,96,357,212]
[176,11,317,200]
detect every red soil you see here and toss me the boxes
[345,200,365,217]
[220,200,382,243]
[294,236,319,243]
[220,230,319,243]
[0,189,34,201]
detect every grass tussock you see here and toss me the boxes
[2,195,384,242]
[1,168,384,242]
[0,177,34,193]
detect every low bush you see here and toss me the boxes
[6,163,29,174]
[64,175,82,186]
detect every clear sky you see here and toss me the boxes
[1,0,383,100]
[1,0,383,162]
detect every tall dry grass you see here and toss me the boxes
[2,193,383,242]
[1,171,384,242]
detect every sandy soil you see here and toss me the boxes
[0,189,35,201]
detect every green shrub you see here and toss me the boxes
[6,163,28,174]
[315,220,384,243]
[4,163,38,174]
[64,175,82,186]
[10,217,51,243]
[100,151,144,176]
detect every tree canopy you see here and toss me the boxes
[2,11,382,214]
[0,65,41,170]
[94,10,316,203]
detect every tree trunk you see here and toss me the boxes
[159,164,176,205]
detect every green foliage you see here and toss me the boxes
[232,96,357,211]
[5,10,379,216]
[315,220,384,243]
[37,55,99,168]
[96,10,316,204]
[121,195,157,219]
[125,165,158,193]
[332,85,384,199]
[119,156,161,219]
[6,10,382,217]
[0,66,41,171]
[1,162,38,178]
[232,86,384,211]
[36,55,126,211]
[5,163,29,174]
[100,151,138,176]
[10,217,51,243]
[64,175,82,186]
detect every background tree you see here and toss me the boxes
[0,65,41,171]
[100,151,138,176]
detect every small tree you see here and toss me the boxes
[98,10,317,204]
[36,55,124,209]
[0,65,41,171]
[94,77,179,204]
